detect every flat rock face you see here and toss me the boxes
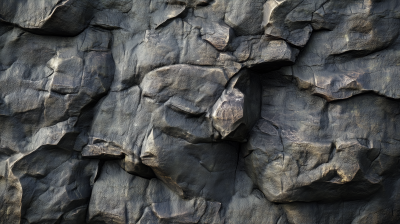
[1,0,400,223]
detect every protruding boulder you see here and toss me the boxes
[211,69,261,142]
[233,37,299,71]
[140,64,229,112]
[82,140,125,159]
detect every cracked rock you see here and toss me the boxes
[2,0,400,223]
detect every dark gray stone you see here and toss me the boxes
[88,161,149,224]
[1,0,400,223]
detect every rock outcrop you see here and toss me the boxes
[1,0,400,223]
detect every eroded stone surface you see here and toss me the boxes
[245,74,399,203]
[1,0,400,223]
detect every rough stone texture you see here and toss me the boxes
[1,0,400,223]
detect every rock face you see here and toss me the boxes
[1,0,400,223]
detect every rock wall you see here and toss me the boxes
[1,0,400,223]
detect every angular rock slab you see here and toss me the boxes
[83,85,156,178]
[151,1,186,29]
[225,168,287,224]
[88,161,149,224]
[88,163,222,224]
[232,37,299,71]
[225,0,267,36]
[142,129,239,202]
[0,0,95,36]
[146,178,222,224]
[201,21,234,51]
[11,147,99,223]
[140,64,230,111]
[0,160,21,223]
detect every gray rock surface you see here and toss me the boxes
[1,0,400,223]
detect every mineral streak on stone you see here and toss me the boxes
[1,0,400,223]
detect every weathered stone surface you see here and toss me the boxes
[225,157,287,224]
[2,0,400,223]
[284,0,400,101]
[142,129,238,202]
[225,0,266,36]
[13,147,98,223]
[88,161,149,224]
[245,73,400,203]
[201,21,233,51]
[262,0,325,47]
[0,0,95,36]
[231,36,299,71]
